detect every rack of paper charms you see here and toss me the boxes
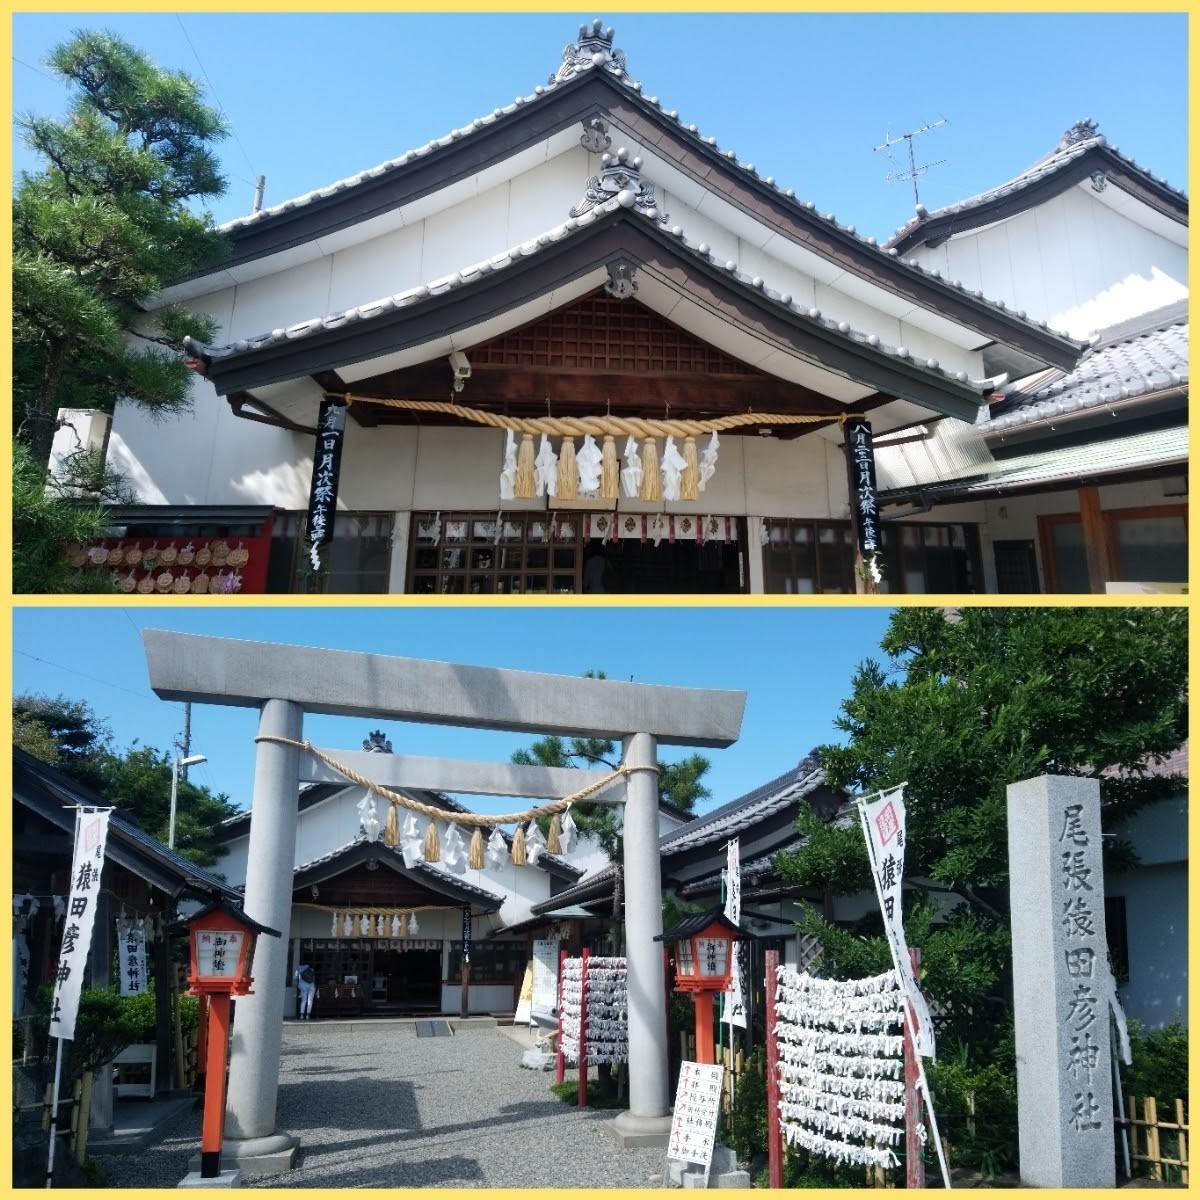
[771,964,907,1171]
[65,534,271,594]
[557,948,629,1091]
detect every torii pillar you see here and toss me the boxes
[143,630,744,1174]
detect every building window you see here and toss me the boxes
[408,512,580,595]
[877,522,981,594]
[1039,504,1187,593]
[446,940,526,984]
[269,512,394,593]
[762,520,856,593]
[762,518,980,594]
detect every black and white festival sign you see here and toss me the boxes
[305,398,347,571]
[845,418,882,583]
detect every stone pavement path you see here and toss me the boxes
[92,1021,667,1189]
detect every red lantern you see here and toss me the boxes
[657,908,740,1063]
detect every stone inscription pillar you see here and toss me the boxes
[223,699,303,1168]
[1006,774,1115,1188]
[610,731,672,1147]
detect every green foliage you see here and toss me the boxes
[548,1079,628,1109]
[659,753,713,811]
[780,608,1186,1169]
[775,806,873,896]
[925,1032,1019,1177]
[511,669,713,861]
[13,29,229,464]
[14,691,238,866]
[1121,1018,1188,1108]
[32,985,144,1082]
[98,745,238,867]
[728,1047,769,1162]
[13,691,112,786]
[12,441,119,594]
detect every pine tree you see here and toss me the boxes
[13,30,230,466]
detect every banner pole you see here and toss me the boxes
[44,1037,65,1187]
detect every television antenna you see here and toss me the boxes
[875,118,949,208]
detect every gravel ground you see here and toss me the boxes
[92,1020,668,1188]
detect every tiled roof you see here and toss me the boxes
[193,23,1079,355]
[294,835,505,907]
[888,119,1187,249]
[531,753,833,913]
[659,754,828,855]
[980,310,1188,434]
[184,200,998,402]
[14,749,241,902]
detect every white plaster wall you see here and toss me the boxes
[913,188,1187,338]
[1108,864,1188,1029]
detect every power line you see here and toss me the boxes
[174,13,260,187]
[14,649,151,700]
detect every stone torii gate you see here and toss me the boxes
[143,630,745,1175]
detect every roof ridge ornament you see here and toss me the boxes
[553,19,627,83]
[569,147,669,223]
[1060,118,1100,149]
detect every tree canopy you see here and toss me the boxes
[510,670,713,859]
[13,29,229,466]
[15,691,238,868]
[776,607,1187,1118]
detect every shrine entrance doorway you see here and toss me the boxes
[370,947,441,1014]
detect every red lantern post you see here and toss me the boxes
[656,908,740,1066]
[170,901,280,1180]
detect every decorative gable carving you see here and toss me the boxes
[553,19,627,83]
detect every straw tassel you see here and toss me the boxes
[469,826,486,870]
[510,824,527,866]
[600,435,618,499]
[680,436,700,501]
[384,802,399,848]
[547,814,563,855]
[640,437,661,501]
[399,912,409,938]
[514,433,536,498]
[556,437,578,500]
[423,820,440,863]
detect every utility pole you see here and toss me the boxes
[178,703,192,780]
[874,118,949,209]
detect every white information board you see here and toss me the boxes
[667,1060,724,1169]
[531,939,559,1012]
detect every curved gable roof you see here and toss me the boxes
[186,201,1074,424]
[887,119,1188,256]
[169,25,1082,375]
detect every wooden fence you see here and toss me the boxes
[1117,1096,1188,1184]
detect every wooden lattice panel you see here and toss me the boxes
[470,294,759,376]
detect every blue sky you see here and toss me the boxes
[11,12,1188,243]
[12,605,897,816]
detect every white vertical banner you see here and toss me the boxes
[859,786,935,1058]
[723,838,741,926]
[117,916,149,996]
[49,808,112,1041]
[721,838,746,1027]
